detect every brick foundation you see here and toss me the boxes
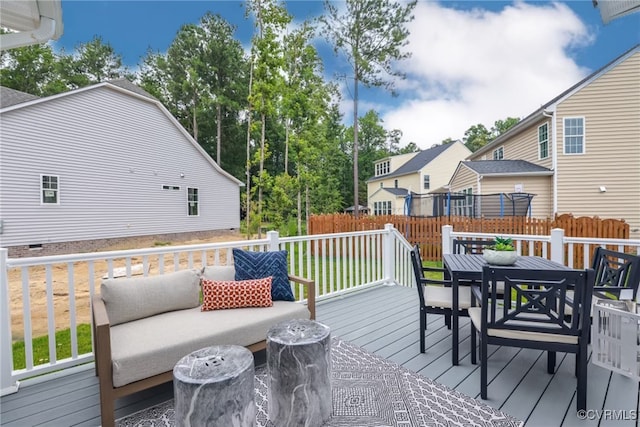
[6,229,240,258]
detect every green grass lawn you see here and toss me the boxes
[12,324,93,370]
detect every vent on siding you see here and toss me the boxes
[29,244,43,250]
[163,185,180,190]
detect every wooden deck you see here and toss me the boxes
[2,285,639,426]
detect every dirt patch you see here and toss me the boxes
[8,232,249,341]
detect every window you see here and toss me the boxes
[375,161,390,177]
[564,117,584,154]
[538,123,549,159]
[373,201,392,215]
[163,185,180,190]
[41,175,59,204]
[423,175,430,190]
[394,179,398,188]
[493,147,504,160]
[187,187,199,216]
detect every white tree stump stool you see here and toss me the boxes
[173,345,255,427]
[267,319,331,427]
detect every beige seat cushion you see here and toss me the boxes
[201,265,236,281]
[110,301,310,387]
[424,285,471,310]
[468,307,578,344]
[101,269,201,326]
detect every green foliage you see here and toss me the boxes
[490,237,515,251]
[463,117,521,152]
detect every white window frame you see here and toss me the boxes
[375,160,390,177]
[187,187,199,216]
[423,175,430,190]
[563,117,585,155]
[538,123,549,159]
[493,147,504,160]
[41,174,59,205]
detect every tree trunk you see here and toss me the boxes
[192,93,198,141]
[284,119,290,175]
[245,62,254,239]
[297,172,302,235]
[258,113,266,239]
[353,72,359,219]
[216,104,222,164]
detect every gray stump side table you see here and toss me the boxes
[267,319,331,427]
[173,345,256,427]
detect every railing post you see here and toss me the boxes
[442,225,453,255]
[383,224,395,285]
[266,230,280,251]
[550,228,565,265]
[1,248,18,396]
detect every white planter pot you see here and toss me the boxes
[483,249,517,266]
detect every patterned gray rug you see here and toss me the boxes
[116,338,522,427]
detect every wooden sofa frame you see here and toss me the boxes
[92,274,315,427]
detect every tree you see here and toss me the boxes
[321,0,416,217]
[491,117,520,138]
[247,0,291,237]
[0,40,60,96]
[463,123,491,152]
[66,36,131,87]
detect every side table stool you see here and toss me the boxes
[173,345,256,427]
[267,319,331,427]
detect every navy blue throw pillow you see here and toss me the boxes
[233,249,294,301]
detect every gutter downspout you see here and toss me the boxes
[0,16,56,50]
[543,108,558,216]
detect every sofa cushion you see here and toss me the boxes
[109,301,310,387]
[101,269,201,326]
[201,265,236,281]
[201,277,273,310]
[233,249,294,301]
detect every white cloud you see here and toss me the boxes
[382,1,594,148]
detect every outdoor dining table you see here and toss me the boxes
[442,253,570,365]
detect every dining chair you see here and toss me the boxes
[591,247,640,301]
[453,238,496,255]
[469,266,595,412]
[410,245,471,353]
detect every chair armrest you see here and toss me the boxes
[92,295,113,382]
[470,285,482,305]
[289,275,316,320]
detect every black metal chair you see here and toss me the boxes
[469,266,595,412]
[410,245,471,353]
[591,247,640,301]
[453,238,495,255]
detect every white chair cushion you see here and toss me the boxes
[201,265,236,281]
[424,286,471,310]
[469,307,578,344]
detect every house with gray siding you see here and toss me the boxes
[0,80,243,256]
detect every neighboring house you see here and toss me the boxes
[449,44,640,238]
[0,80,243,257]
[367,140,471,215]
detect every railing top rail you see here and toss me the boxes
[3,238,271,268]
[391,229,413,250]
[563,236,640,246]
[282,228,389,243]
[450,231,551,242]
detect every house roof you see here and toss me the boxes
[107,78,157,101]
[383,187,413,196]
[0,86,40,108]
[461,160,553,176]
[368,142,455,182]
[472,44,640,159]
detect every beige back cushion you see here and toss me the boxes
[101,269,201,326]
[201,265,236,281]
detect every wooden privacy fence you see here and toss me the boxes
[308,213,630,262]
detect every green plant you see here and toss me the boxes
[490,237,514,251]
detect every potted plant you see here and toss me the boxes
[483,237,517,265]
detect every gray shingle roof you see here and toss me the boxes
[462,160,552,175]
[370,143,454,181]
[107,79,157,101]
[0,86,39,108]
[383,187,413,196]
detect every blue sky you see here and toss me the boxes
[53,1,640,148]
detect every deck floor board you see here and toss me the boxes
[1,285,638,426]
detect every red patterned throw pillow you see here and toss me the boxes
[201,277,273,311]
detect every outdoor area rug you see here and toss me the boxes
[116,338,522,427]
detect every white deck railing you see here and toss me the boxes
[2,223,639,394]
[0,224,414,395]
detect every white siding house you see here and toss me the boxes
[0,81,243,256]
